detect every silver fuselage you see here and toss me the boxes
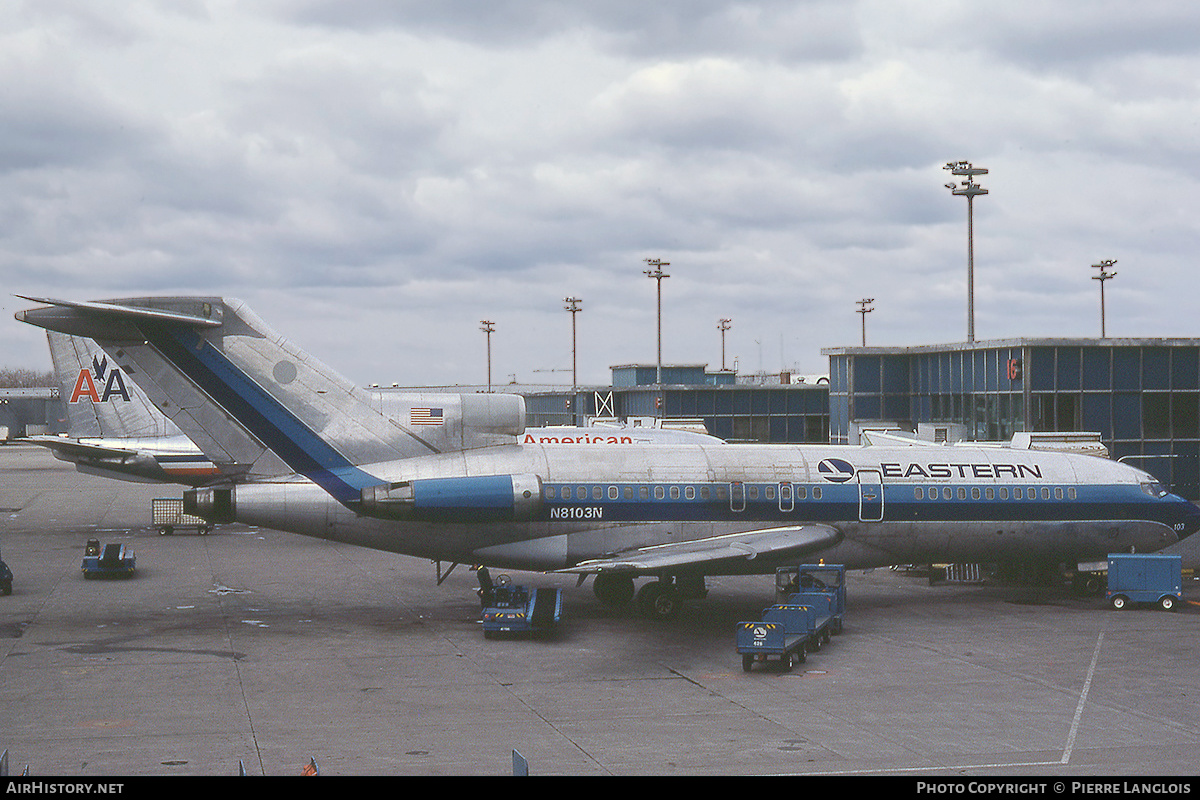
[212,441,1200,574]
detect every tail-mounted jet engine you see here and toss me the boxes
[359,474,543,522]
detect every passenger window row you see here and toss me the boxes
[914,486,1077,501]
[543,484,826,501]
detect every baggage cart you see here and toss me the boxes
[737,601,831,672]
[153,498,213,535]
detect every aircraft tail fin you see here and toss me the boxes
[16,297,523,500]
[47,331,182,439]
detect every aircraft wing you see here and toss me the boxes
[558,524,842,574]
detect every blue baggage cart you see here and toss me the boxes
[736,601,831,672]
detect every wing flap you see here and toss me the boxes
[558,524,842,574]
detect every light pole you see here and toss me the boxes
[718,318,732,371]
[944,160,988,342]
[856,298,874,346]
[480,320,494,392]
[564,297,582,392]
[1091,259,1117,338]
[643,258,670,384]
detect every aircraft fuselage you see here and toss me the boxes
[195,441,1200,574]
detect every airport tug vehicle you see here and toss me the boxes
[476,567,563,638]
[737,565,845,672]
[81,538,136,579]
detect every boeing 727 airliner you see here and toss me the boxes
[17,296,1200,617]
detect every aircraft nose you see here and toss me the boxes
[1178,499,1200,541]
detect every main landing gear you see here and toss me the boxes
[592,574,707,619]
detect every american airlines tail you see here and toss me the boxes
[16,297,526,492]
[47,331,181,440]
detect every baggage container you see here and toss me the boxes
[1106,553,1182,611]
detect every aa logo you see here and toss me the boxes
[69,355,131,403]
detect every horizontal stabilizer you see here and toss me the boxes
[23,435,137,461]
[16,295,223,333]
[558,524,842,574]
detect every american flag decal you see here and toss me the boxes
[410,407,444,426]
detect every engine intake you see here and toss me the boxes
[183,487,235,524]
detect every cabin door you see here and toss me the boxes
[857,469,884,522]
[729,481,746,513]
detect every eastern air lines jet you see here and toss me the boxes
[16,296,1200,618]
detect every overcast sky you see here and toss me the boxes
[2,1,1198,388]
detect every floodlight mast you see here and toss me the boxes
[480,320,495,392]
[856,298,874,347]
[718,318,732,371]
[644,258,670,385]
[944,160,988,342]
[564,297,582,393]
[1091,259,1117,338]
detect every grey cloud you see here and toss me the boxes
[284,0,862,61]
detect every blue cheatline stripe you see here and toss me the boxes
[539,481,1190,527]
[139,322,377,504]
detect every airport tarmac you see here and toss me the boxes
[0,443,1198,777]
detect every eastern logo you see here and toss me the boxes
[817,458,855,483]
[69,355,130,404]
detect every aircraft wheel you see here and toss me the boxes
[1111,595,1127,610]
[636,581,681,619]
[593,574,635,607]
[1159,596,1176,612]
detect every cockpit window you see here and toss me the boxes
[1140,481,1169,498]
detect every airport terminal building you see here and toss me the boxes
[823,338,1200,499]
[521,363,831,444]
[0,388,64,439]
